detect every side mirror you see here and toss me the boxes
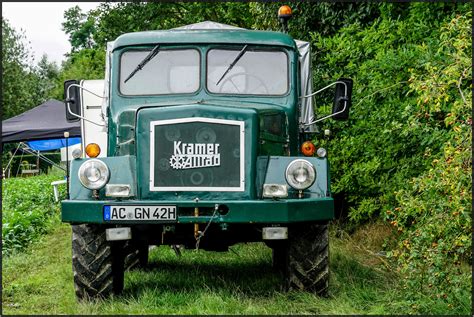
[332,78,353,121]
[64,79,81,122]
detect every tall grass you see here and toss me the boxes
[2,170,66,256]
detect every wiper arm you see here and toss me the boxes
[124,44,160,83]
[216,45,248,86]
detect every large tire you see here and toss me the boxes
[72,224,125,300]
[286,221,329,296]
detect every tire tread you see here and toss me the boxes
[287,222,329,296]
[72,224,122,300]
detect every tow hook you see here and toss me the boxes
[194,197,199,239]
[195,204,219,250]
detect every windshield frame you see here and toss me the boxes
[205,46,290,97]
[117,46,202,97]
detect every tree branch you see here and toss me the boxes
[355,81,408,108]
[457,66,471,106]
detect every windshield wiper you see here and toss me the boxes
[124,44,160,83]
[216,44,248,86]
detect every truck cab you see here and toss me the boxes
[62,21,352,300]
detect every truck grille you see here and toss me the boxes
[150,117,244,191]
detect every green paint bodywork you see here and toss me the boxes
[62,198,333,224]
[69,156,136,200]
[62,28,335,225]
[63,155,333,223]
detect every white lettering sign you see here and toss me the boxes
[170,141,220,169]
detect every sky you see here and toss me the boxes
[2,2,102,66]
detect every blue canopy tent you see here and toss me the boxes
[27,137,81,151]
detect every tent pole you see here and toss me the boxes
[64,132,70,199]
[4,142,21,176]
[36,150,40,174]
[15,147,25,177]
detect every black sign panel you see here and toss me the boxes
[152,121,242,190]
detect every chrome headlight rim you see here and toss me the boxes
[72,148,82,159]
[78,159,110,190]
[285,159,316,191]
[316,147,327,158]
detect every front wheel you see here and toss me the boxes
[285,222,329,296]
[72,224,125,300]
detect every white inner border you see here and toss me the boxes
[150,117,245,192]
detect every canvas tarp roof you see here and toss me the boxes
[2,99,81,143]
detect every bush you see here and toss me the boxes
[2,172,67,256]
[386,11,471,313]
[309,3,471,313]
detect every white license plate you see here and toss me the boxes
[104,205,176,221]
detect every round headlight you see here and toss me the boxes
[78,159,110,190]
[285,159,316,190]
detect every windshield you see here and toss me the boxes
[207,49,288,95]
[120,49,200,95]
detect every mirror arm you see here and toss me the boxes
[300,80,347,99]
[66,83,106,127]
[300,80,348,126]
[305,101,347,125]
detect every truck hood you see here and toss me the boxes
[134,102,259,201]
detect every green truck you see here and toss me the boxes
[63,16,352,300]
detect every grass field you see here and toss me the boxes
[3,220,410,315]
[2,173,471,315]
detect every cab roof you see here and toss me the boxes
[112,29,297,51]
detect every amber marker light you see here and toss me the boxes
[278,5,292,18]
[85,143,101,158]
[301,141,316,157]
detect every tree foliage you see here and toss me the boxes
[62,5,96,52]
[2,19,44,119]
[62,2,255,51]
[34,55,60,102]
[50,48,105,100]
[250,2,381,41]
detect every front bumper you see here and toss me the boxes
[61,198,334,224]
